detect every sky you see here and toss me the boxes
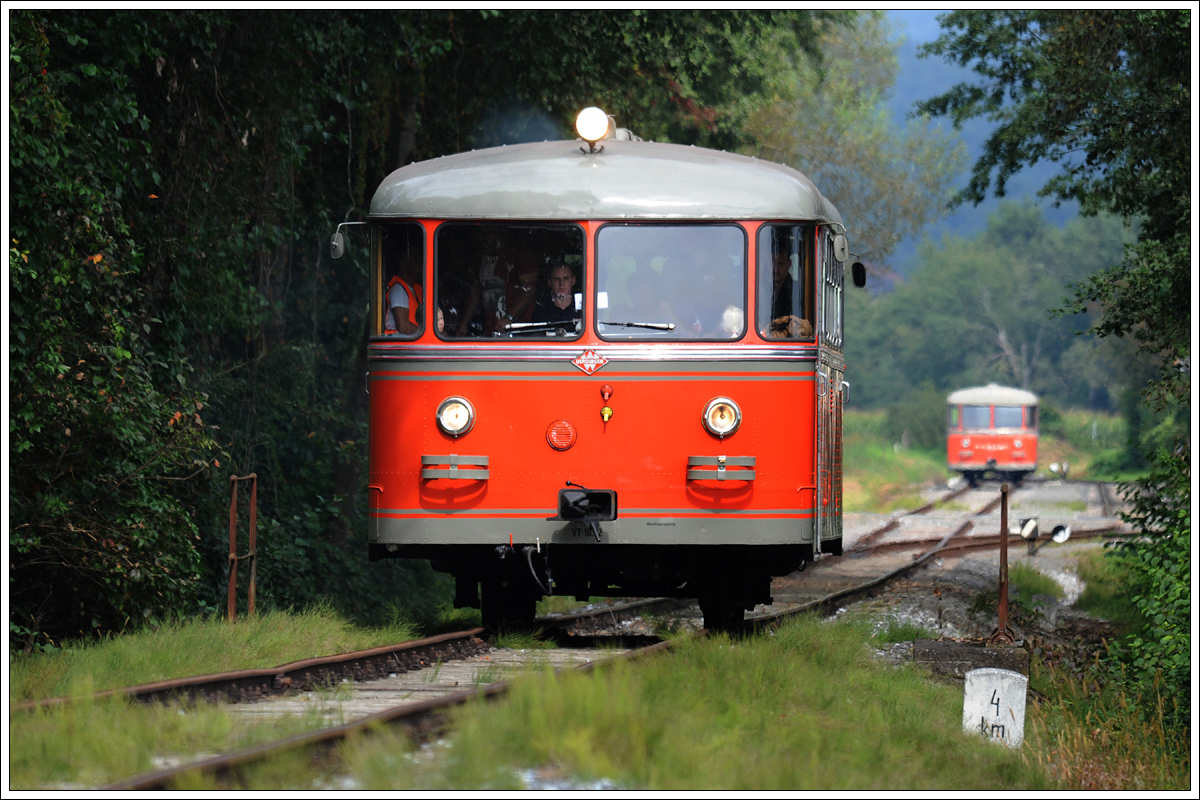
[884,10,1078,271]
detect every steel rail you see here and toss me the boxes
[13,628,490,713]
[753,520,976,631]
[100,636,682,791]
[849,483,978,552]
[13,598,675,714]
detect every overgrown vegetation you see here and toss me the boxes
[8,605,419,702]
[1104,452,1190,733]
[339,618,1050,791]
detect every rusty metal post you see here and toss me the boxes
[227,475,239,622]
[227,474,259,622]
[989,484,1015,645]
[247,477,258,617]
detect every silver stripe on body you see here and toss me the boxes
[369,515,818,546]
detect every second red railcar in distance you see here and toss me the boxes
[946,383,1039,485]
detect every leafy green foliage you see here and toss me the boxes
[752,12,965,266]
[9,12,216,646]
[845,202,1134,410]
[917,10,1190,407]
[884,384,945,451]
[1106,450,1190,731]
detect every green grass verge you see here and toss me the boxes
[337,616,1050,791]
[843,412,954,513]
[1009,562,1065,600]
[9,604,420,702]
[1070,547,1145,633]
[9,686,337,790]
[871,620,940,645]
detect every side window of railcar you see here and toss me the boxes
[820,233,844,347]
[435,223,585,339]
[756,224,815,341]
[1026,406,1038,430]
[595,224,746,340]
[993,406,1023,429]
[947,405,960,429]
[374,223,426,338]
[961,405,990,430]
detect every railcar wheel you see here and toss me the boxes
[481,580,538,635]
[698,594,746,634]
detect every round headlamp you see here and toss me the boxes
[575,107,610,143]
[703,397,742,438]
[436,397,475,437]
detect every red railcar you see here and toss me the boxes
[946,384,1039,485]
[333,111,865,630]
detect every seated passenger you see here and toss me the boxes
[764,251,812,339]
[384,251,423,336]
[531,261,580,324]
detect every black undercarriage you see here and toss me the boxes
[370,542,840,633]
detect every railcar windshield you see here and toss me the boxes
[993,406,1023,429]
[435,223,585,339]
[961,405,990,430]
[757,224,815,340]
[595,224,746,340]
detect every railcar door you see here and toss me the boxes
[816,232,845,553]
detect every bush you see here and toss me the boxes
[885,385,945,451]
[1106,449,1190,732]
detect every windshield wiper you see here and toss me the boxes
[598,320,675,331]
[504,319,581,333]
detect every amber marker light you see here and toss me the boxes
[436,397,475,437]
[703,397,742,438]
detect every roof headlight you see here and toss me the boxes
[436,397,475,437]
[576,107,611,149]
[703,397,742,438]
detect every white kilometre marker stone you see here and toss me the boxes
[962,667,1027,748]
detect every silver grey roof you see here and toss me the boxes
[369,139,844,224]
[947,384,1039,406]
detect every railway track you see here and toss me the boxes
[21,480,1128,790]
[97,612,676,790]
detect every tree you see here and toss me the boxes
[750,12,965,266]
[844,202,1135,410]
[915,10,1190,407]
[9,13,217,646]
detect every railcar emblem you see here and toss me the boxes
[572,349,608,375]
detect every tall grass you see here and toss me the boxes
[1028,654,1190,789]
[341,616,1049,791]
[1009,562,1064,600]
[9,605,419,702]
[9,684,333,789]
[1070,547,1145,633]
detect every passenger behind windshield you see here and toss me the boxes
[435,224,584,339]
